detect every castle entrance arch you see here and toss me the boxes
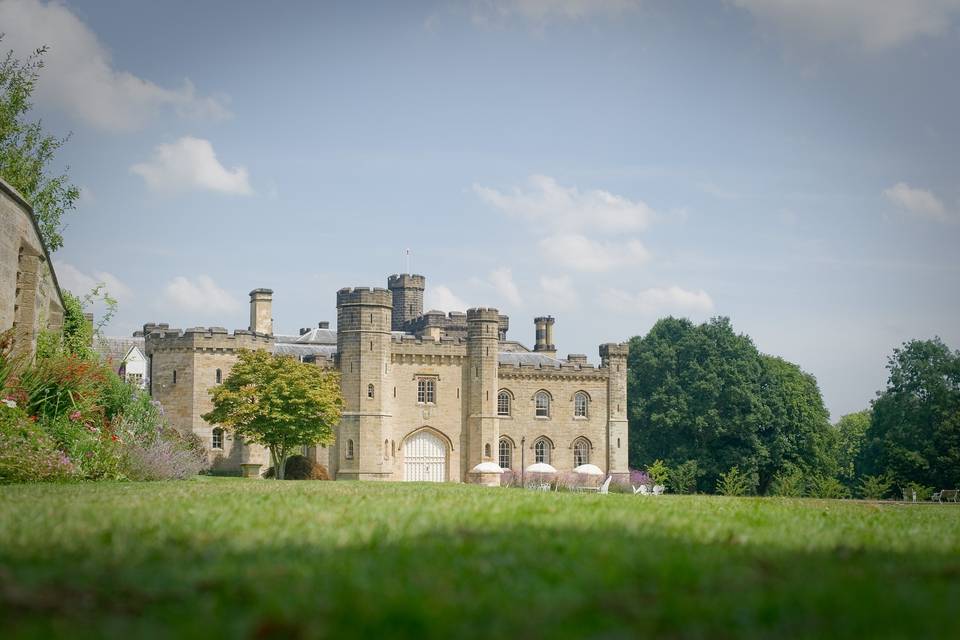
[403,430,446,482]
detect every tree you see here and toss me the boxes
[202,350,343,479]
[628,316,833,492]
[832,410,871,488]
[859,338,960,489]
[1,40,79,251]
[37,285,117,361]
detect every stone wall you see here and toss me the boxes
[0,178,65,358]
[497,367,610,473]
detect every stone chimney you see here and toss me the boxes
[249,289,273,335]
[318,321,330,329]
[534,316,556,357]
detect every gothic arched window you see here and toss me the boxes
[535,391,550,418]
[534,439,550,464]
[574,392,588,418]
[499,439,512,469]
[497,390,511,416]
[573,439,590,466]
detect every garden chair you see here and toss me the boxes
[597,476,612,495]
[932,491,942,503]
[632,484,650,495]
[652,484,665,495]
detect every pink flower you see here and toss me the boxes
[69,410,82,422]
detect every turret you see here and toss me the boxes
[600,342,629,477]
[465,308,502,485]
[335,287,393,480]
[249,289,273,335]
[387,273,426,331]
[534,316,556,357]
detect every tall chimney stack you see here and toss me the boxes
[533,316,556,357]
[249,289,273,335]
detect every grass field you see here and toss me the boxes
[1,479,959,639]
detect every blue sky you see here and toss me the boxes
[3,0,959,419]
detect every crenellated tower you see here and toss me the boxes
[464,307,501,484]
[600,342,629,477]
[335,287,393,480]
[387,273,425,331]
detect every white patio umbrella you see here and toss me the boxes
[470,462,504,474]
[525,462,557,474]
[573,463,603,476]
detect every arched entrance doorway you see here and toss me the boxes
[404,430,446,482]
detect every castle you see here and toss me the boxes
[143,274,629,483]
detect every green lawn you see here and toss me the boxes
[1,479,958,639]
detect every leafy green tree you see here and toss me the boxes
[647,459,670,485]
[756,355,835,490]
[716,466,756,496]
[37,286,117,361]
[202,350,343,479]
[832,410,871,488]
[768,466,806,497]
[807,475,850,499]
[860,338,960,490]
[628,316,832,492]
[669,459,701,494]
[858,473,894,500]
[1,40,78,251]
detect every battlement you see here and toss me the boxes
[387,273,425,290]
[143,323,273,352]
[467,307,500,322]
[497,359,606,379]
[599,342,629,360]
[336,287,393,308]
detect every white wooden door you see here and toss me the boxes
[404,431,446,482]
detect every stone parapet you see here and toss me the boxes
[144,325,274,353]
[336,287,393,309]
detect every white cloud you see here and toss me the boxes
[53,261,133,301]
[131,137,253,196]
[600,286,714,316]
[161,276,241,316]
[883,182,953,222]
[0,0,230,131]
[539,234,650,272]
[471,0,640,24]
[424,285,469,312]
[732,0,960,52]
[539,275,576,310]
[489,267,522,306]
[474,175,654,234]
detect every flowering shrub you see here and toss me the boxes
[500,469,521,487]
[0,403,76,483]
[16,355,109,424]
[123,428,207,481]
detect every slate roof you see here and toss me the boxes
[497,352,566,368]
[95,336,145,366]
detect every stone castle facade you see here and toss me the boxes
[143,273,628,483]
